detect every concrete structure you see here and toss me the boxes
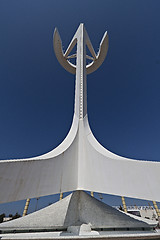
[1,191,160,239]
[0,191,153,232]
[0,24,160,204]
[0,23,160,238]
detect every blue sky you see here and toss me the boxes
[0,0,160,215]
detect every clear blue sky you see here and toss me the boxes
[0,0,160,215]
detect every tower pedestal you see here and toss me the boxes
[1,191,160,239]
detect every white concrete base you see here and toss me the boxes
[67,223,99,236]
[0,230,160,240]
[0,191,155,232]
[0,191,159,240]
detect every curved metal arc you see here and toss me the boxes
[86,32,109,74]
[53,28,76,74]
[53,28,109,75]
[33,114,79,160]
[81,115,160,202]
[0,114,80,203]
[83,115,125,160]
[0,114,79,162]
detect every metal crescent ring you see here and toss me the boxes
[53,28,109,75]
[53,28,76,74]
[86,32,109,74]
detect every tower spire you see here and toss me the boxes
[53,23,109,119]
[1,24,160,206]
[73,23,87,119]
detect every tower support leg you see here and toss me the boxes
[22,198,30,216]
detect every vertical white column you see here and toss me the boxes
[74,24,87,120]
[72,24,88,188]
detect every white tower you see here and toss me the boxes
[0,23,160,204]
[0,23,160,238]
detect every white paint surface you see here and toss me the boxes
[0,24,160,204]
